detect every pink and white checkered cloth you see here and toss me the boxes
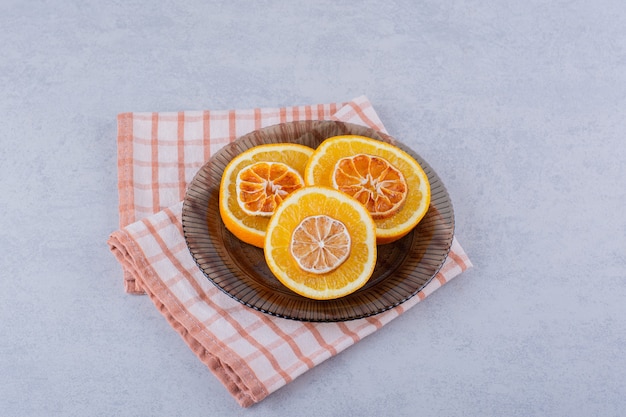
[107,96,472,407]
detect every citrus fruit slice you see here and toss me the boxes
[291,214,351,274]
[264,186,377,300]
[219,143,313,248]
[304,135,431,244]
[236,161,304,217]
[332,153,408,219]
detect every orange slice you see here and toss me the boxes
[291,214,351,274]
[332,154,407,219]
[219,143,313,248]
[236,161,304,217]
[305,135,431,244]
[264,186,377,300]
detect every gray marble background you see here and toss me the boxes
[1,1,625,416]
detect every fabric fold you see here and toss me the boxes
[108,96,472,407]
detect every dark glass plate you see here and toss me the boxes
[182,120,454,322]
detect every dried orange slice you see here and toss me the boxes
[264,186,377,300]
[219,143,313,248]
[236,162,304,217]
[305,135,431,244]
[332,154,407,219]
[291,214,351,274]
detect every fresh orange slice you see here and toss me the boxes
[264,186,377,300]
[219,143,313,248]
[305,135,431,244]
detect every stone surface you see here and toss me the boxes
[1,1,625,416]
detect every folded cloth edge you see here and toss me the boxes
[108,216,473,407]
[108,228,267,407]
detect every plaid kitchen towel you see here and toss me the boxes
[107,96,472,407]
